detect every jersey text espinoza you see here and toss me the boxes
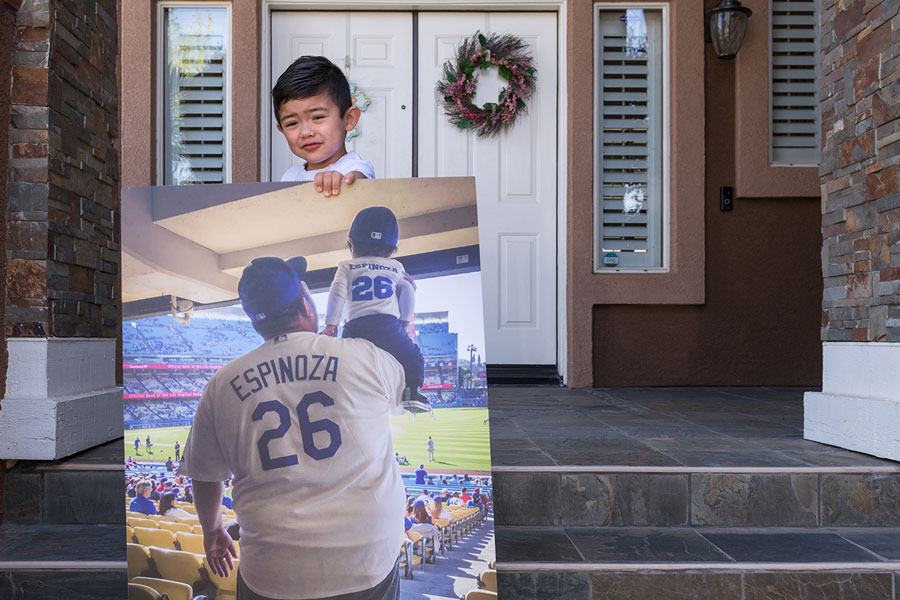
[228,353,340,401]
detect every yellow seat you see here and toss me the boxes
[180,504,197,515]
[191,524,204,535]
[128,582,161,600]
[175,532,204,555]
[127,543,154,580]
[159,521,193,534]
[148,547,207,595]
[202,557,240,600]
[127,525,136,543]
[130,577,194,600]
[465,591,498,600]
[479,569,497,593]
[132,527,177,550]
[128,517,156,529]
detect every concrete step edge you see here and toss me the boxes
[496,561,900,572]
[492,465,900,474]
[0,561,126,571]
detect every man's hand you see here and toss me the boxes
[313,170,366,197]
[321,324,338,337]
[203,524,238,577]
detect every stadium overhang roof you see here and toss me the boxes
[123,177,479,308]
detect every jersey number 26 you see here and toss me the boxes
[351,275,393,301]
[253,391,342,470]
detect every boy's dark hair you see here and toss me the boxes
[349,238,397,258]
[272,56,352,122]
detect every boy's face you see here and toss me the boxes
[276,93,361,171]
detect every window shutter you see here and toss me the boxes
[596,10,663,269]
[771,0,818,164]
[164,10,227,185]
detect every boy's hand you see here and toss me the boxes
[321,324,338,337]
[402,271,417,290]
[314,170,367,197]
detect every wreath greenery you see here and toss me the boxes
[437,31,537,137]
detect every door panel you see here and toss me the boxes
[418,12,557,364]
[271,12,413,181]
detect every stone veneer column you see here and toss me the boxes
[1,0,121,460]
[804,0,900,460]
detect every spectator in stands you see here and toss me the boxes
[414,464,427,485]
[427,476,435,485]
[129,480,157,515]
[429,496,453,524]
[174,440,181,462]
[182,484,194,504]
[166,457,174,471]
[126,456,134,468]
[409,499,439,559]
[447,492,462,507]
[159,491,193,521]
[460,487,471,504]
[126,478,138,498]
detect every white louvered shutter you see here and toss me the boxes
[771,0,818,164]
[596,9,664,270]
[163,8,228,185]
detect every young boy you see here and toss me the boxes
[272,55,374,197]
[322,206,431,413]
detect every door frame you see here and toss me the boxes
[260,0,569,383]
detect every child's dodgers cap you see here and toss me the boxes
[349,206,399,246]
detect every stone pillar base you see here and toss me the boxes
[0,338,122,460]
[804,342,900,462]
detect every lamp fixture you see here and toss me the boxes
[706,0,753,59]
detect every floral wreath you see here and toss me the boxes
[437,31,536,138]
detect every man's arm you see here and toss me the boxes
[193,479,237,577]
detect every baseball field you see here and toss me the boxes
[125,407,492,474]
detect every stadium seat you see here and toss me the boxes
[432,518,452,551]
[465,591,498,600]
[128,582,161,600]
[202,556,240,599]
[478,569,497,592]
[128,517,157,529]
[130,577,194,600]
[133,527,178,550]
[191,524,204,535]
[175,532,204,555]
[127,525,136,543]
[159,520,193,535]
[149,547,207,595]
[180,504,197,515]
[127,543,154,580]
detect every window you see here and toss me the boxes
[594,7,667,271]
[770,0,818,165]
[159,4,230,185]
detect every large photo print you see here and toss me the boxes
[123,178,494,600]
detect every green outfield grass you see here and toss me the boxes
[125,407,492,474]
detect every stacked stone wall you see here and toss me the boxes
[7,0,119,339]
[819,0,900,341]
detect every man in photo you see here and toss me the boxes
[182,256,406,600]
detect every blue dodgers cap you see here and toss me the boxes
[238,257,301,323]
[349,206,399,247]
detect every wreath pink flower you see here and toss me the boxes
[437,31,537,138]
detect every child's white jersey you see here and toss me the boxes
[181,331,405,599]
[325,256,415,326]
[280,151,375,183]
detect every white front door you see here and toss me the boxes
[270,11,558,366]
[270,12,413,180]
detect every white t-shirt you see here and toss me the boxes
[182,331,406,599]
[280,151,375,183]
[325,257,415,326]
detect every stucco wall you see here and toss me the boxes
[570,0,822,386]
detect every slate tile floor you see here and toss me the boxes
[488,386,897,468]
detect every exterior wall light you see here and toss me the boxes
[706,0,753,59]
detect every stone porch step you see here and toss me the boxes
[495,526,900,599]
[0,523,126,599]
[3,438,124,525]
